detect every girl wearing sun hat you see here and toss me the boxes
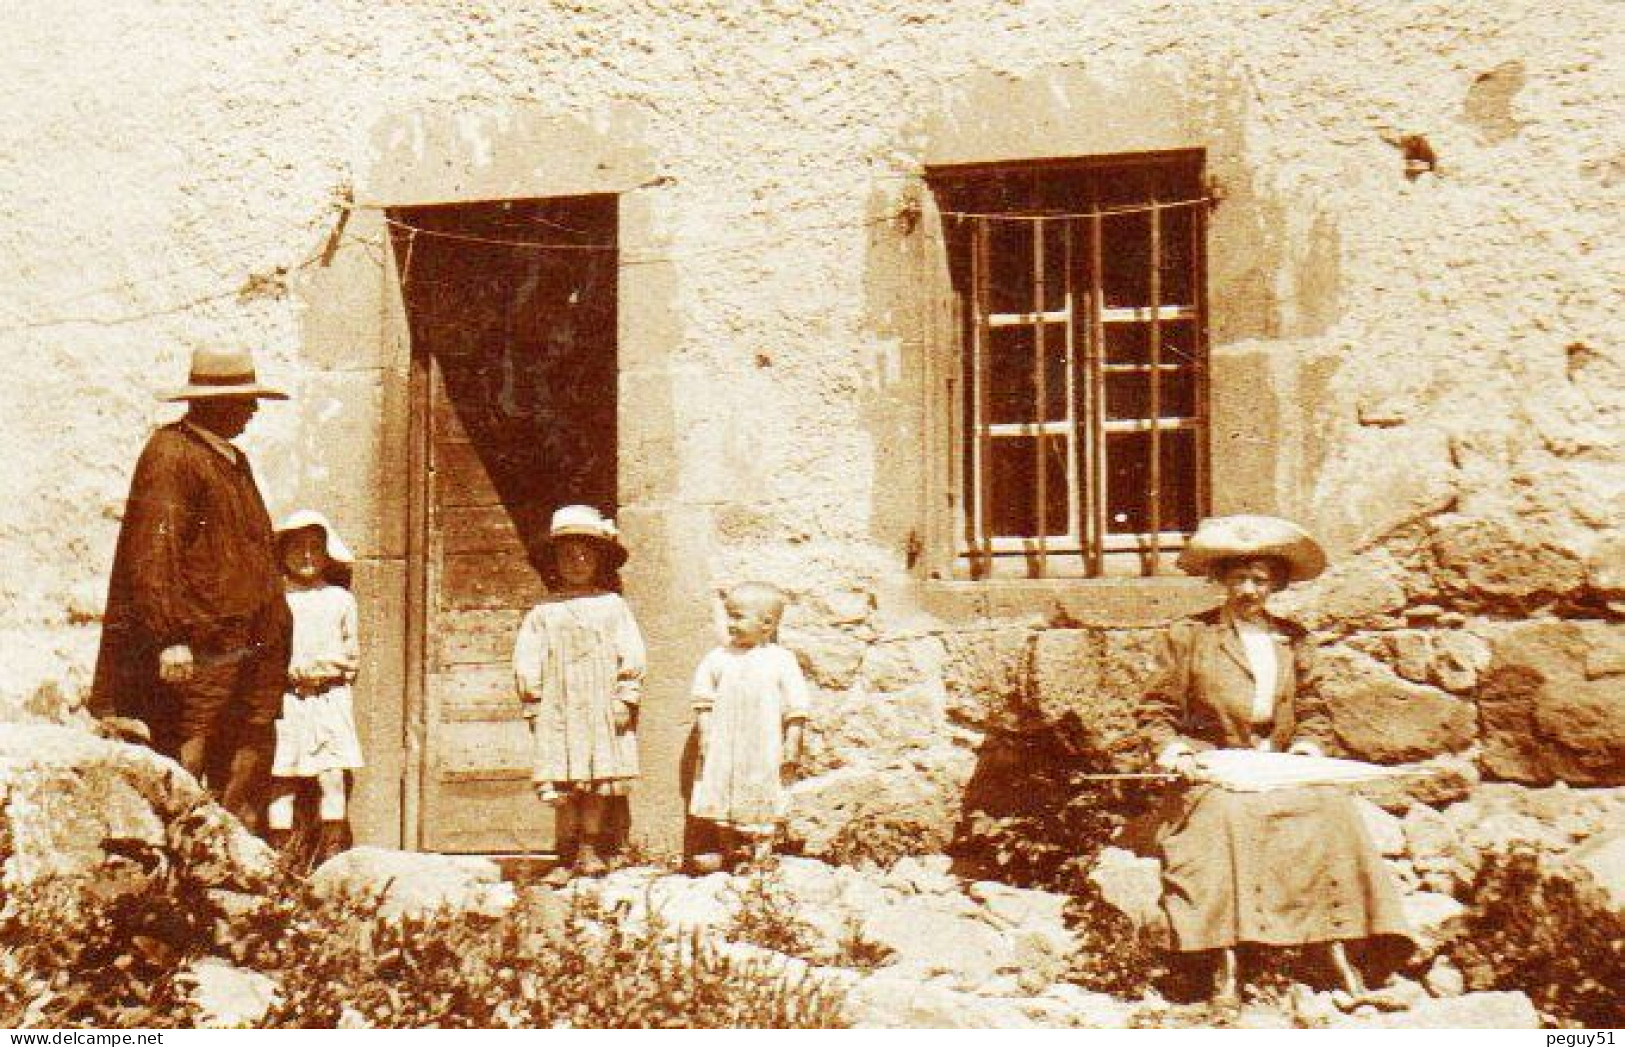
[266,509,364,866]
[512,505,646,879]
[1141,515,1411,1011]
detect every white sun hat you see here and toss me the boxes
[275,509,355,565]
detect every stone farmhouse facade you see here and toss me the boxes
[1,0,1619,853]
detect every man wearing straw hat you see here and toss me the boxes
[90,347,293,834]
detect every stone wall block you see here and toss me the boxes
[1477,622,1625,785]
[938,629,1035,731]
[782,623,867,691]
[1428,515,1588,612]
[1278,550,1410,632]
[1311,647,1476,762]
[1029,629,1160,768]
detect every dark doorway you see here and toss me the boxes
[389,196,618,853]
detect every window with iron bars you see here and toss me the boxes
[930,151,1210,579]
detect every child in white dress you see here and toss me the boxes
[689,582,809,867]
[267,510,364,865]
[513,505,646,879]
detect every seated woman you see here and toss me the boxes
[1140,515,1411,1008]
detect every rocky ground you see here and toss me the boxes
[2,723,1619,1028]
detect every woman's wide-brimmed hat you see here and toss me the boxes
[163,347,287,402]
[544,504,628,570]
[276,509,355,565]
[1175,515,1327,583]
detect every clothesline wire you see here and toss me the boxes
[6,193,1214,330]
[939,196,1213,222]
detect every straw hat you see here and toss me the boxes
[275,509,355,565]
[1175,515,1327,583]
[545,504,627,570]
[163,347,287,401]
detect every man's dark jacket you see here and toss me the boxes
[90,421,290,738]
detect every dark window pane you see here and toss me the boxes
[986,325,1068,424]
[1104,430,1151,535]
[989,435,1071,538]
[1160,430,1200,534]
[987,221,1034,315]
[1105,367,1196,421]
[1103,320,1199,366]
[1101,211,1150,308]
[1038,220,1072,313]
[1104,429,1199,535]
[1158,204,1196,307]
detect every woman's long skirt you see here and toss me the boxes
[1158,784,1413,953]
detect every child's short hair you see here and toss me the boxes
[722,581,789,620]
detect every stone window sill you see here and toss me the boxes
[918,576,1219,628]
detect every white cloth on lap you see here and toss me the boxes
[1190,749,1410,792]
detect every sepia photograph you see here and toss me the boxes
[0,0,1620,1031]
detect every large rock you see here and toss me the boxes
[0,723,273,892]
[1310,647,1476,763]
[783,623,867,690]
[1086,846,1165,941]
[787,761,960,859]
[1569,831,1625,913]
[1477,621,1625,785]
[858,892,1013,987]
[845,972,1037,1028]
[1401,891,1466,956]
[309,846,516,920]
[1428,516,1586,612]
[1281,551,1411,632]
[183,958,279,1028]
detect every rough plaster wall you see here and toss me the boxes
[1,2,1620,799]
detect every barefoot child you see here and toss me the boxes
[266,511,363,865]
[513,505,646,878]
[689,582,809,867]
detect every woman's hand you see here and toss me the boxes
[613,699,635,732]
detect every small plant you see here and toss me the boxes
[1442,846,1624,1028]
[1061,878,1167,998]
[722,868,821,960]
[828,913,896,971]
[824,808,948,870]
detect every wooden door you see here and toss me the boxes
[393,198,618,853]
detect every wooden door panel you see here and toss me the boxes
[435,719,534,780]
[430,664,526,720]
[440,553,548,611]
[440,506,534,555]
[434,609,529,665]
[399,195,618,855]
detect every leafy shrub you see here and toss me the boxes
[0,836,221,1028]
[252,887,846,1028]
[1443,846,1625,1028]
[0,835,848,1028]
[823,808,949,871]
[953,728,1171,892]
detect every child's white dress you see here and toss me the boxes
[273,584,364,776]
[689,643,810,833]
[513,592,646,794]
